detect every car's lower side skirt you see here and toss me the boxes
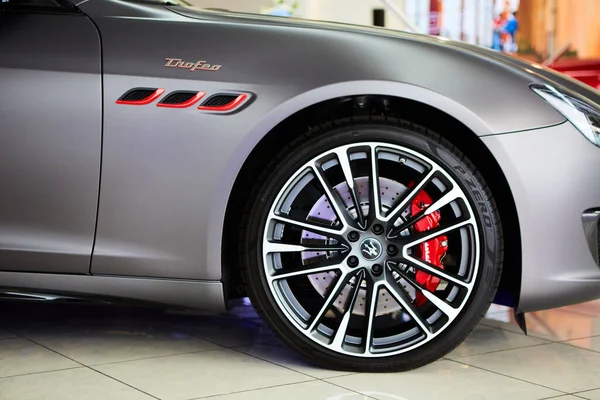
[0,272,226,311]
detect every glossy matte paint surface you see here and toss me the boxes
[0,0,599,313]
[482,122,600,312]
[80,0,568,281]
[0,12,102,274]
[0,271,226,310]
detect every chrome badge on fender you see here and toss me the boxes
[165,58,222,72]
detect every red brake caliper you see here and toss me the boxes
[410,186,448,306]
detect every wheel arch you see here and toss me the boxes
[220,83,521,310]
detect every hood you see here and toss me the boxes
[167,4,599,106]
[448,41,600,105]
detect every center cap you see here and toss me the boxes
[359,238,383,261]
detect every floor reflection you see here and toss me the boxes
[1,298,600,400]
[2,297,600,345]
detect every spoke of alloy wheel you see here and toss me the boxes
[334,148,366,229]
[422,186,463,217]
[419,288,459,319]
[364,280,381,355]
[382,166,438,223]
[269,214,344,237]
[310,163,352,230]
[368,145,383,222]
[268,264,343,282]
[400,256,472,289]
[388,186,463,238]
[331,270,365,348]
[307,270,355,332]
[403,217,475,249]
[263,241,349,254]
[389,262,459,319]
[382,278,433,338]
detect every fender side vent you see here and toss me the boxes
[198,93,249,112]
[202,95,238,107]
[117,88,165,105]
[157,91,205,108]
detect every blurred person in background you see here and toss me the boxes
[492,12,505,51]
[502,10,519,54]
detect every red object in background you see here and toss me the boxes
[410,188,448,306]
[429,0,442,36]
[550,59,600,90]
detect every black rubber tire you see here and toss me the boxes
[239,116,504,372]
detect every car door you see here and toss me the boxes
[0,0,101,274]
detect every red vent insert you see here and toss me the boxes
[198,93,248,112]
[116,88,165,105]
[157,91,206,108]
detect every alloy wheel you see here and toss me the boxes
[261,142,480,357]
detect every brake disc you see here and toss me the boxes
[301,176,416,316]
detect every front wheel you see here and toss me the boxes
[240,117,503,372]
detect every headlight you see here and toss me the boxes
[531,84,600,147]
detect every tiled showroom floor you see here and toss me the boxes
[1,300,600,400]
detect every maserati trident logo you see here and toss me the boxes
[360,238,383,261]
[164,58,222,72]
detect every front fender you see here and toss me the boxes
[208,80,495,280]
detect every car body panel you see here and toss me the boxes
[79,0,566,281]
[482,122,600,312]
[0,271,226,310]
[93,75,506,281]
[82,0,566,135]
[0,11,102,274]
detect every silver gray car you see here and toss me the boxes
[1,0,600,372]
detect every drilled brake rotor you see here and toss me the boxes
[301,177,416,317]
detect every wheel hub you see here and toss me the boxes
[303,176,450,316]
[359,238,383,261]
[303,177,411,316]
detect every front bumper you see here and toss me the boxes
[481,121,600,313]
